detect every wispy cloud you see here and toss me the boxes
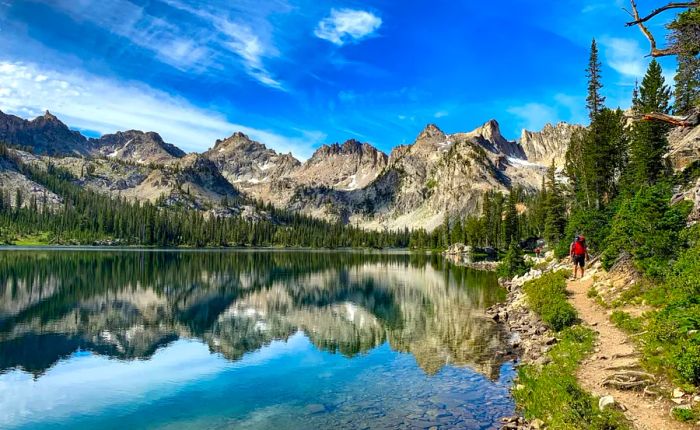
[433,110,449,118]
[600,36,646,80]
[0,61,322,159]
[44,0,284,89]
[507,103,558,132]
[315,9,382,46]
[507,92,588,134]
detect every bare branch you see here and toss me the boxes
[641,112,697,127]
[628,0,687,57]
[625,2,699,26]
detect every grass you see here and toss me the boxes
[12,232,53,245]
[513,325,629,429]
[610,310,643,334]
[523,270,577,331]
[672,406,698,422]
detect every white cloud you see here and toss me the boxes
[45,0,283,89]
[315,9,382,46]
[507,103,559,131]
[434,111,449,118]
[600,37,647,79]
[0,61,322,159]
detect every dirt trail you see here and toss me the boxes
[567,276,693,430]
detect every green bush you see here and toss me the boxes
[497,243,529,279]
[523,270,578,331]
[610,310,643,333]
[642,230,700,386]
[677,343,700,385]
[561,207,612,258]
[672,406,696,422]
[601,183,692,276]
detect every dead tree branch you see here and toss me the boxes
[626,0,699,57]
[625,2,699,26]
[641,112,698,126]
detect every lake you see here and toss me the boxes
[0,249,516,429]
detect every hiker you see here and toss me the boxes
[570,235,588,280]
[534,246,542,259]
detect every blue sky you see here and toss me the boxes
[0,0,679,158]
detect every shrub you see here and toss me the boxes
[610,310,643,333]
[642,232,700,386]
[601,183,692,276]
[672,406,696,422]
[497,243,529,279]
[677,343,700,385]
[523,270,578,331]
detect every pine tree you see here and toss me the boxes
[628,59,671,186]
[669,9,700,115]
[586,39,606,121]
[544,161,566,245]
[503,192,519,247]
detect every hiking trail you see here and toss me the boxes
[567,276,694,430]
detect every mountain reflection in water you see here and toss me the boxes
[0,250,508,380]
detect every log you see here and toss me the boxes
[641,112,697,127]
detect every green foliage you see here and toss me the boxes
[610,311,643,334]
[586,39,605,120]
[523,270,578,331]
[641,229,700,386]
[626,60,672,188]
[601,182,692,276]
[566,109,627,212]
[497,243,528,279]
[669,9,700,114]
[562,206,611,257]
[513,325,629,429]
[543,161,566,245]
[672,406,697,423]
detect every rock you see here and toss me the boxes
[530,418,545,429]
[305,403,326,414]
[598,395,616,411]
[673,388,685,398]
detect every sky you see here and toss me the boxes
[0,0,680,159]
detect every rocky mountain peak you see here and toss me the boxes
[465,119,525,158]
[93,130,185,164]
[417,124,446,142]
[0,109,89,155]
[211,131,265,154]
[41,110,59,122]
[519,122,583,167]
[310,139,380,161]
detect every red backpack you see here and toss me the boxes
[572,240,586,256]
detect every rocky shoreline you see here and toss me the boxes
[445,251,568,430]
[488,265,565,430]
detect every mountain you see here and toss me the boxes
[291,139,388,190]
[0,110,582,230]
[519,122,584,167]
[92,130,186,165]
[0,110,90,156]
[204,132,301,185]
[284,121,547,230]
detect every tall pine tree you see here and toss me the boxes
[544,161,566,245]
[628,59,671,187]
[586,39,605,120]
[669,9,700,115]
